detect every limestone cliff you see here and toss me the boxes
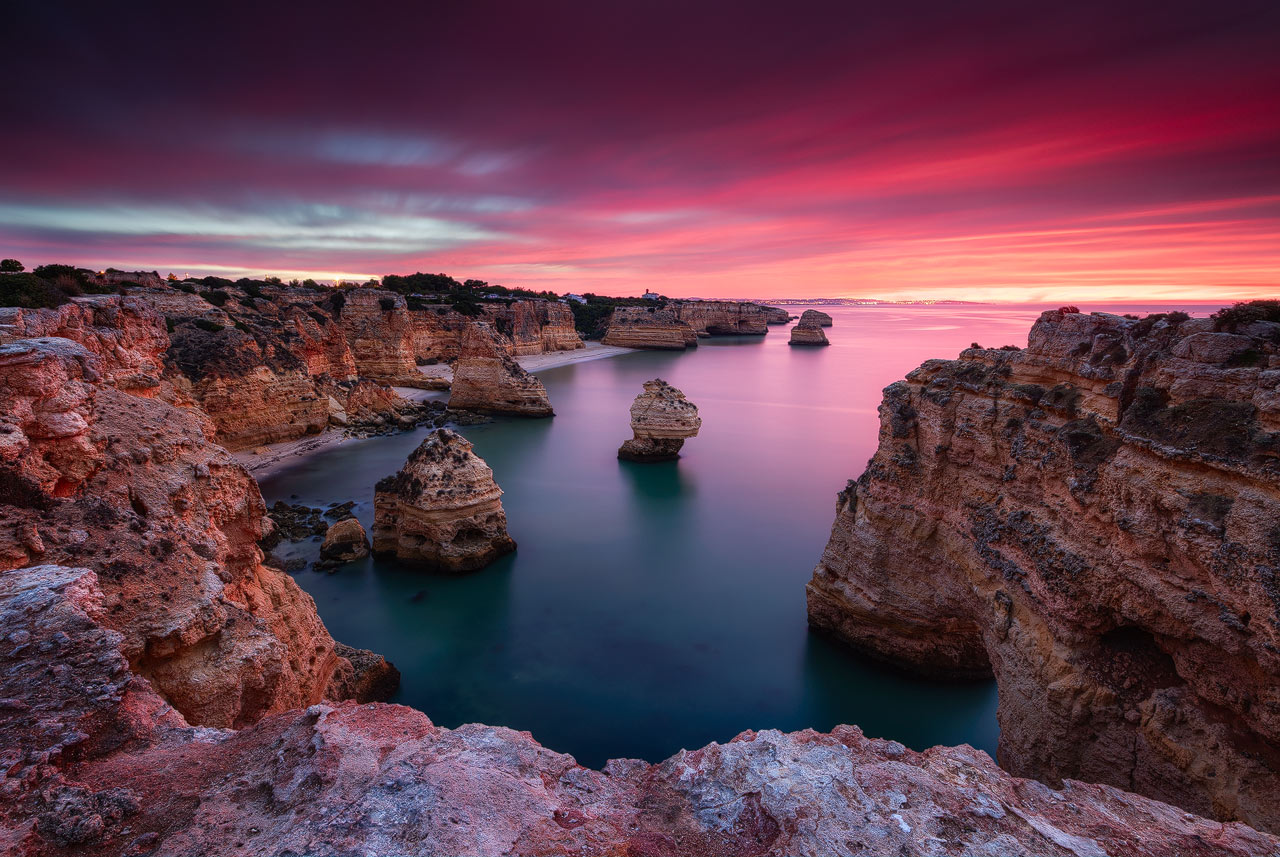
[807,306,1280,832]
[800,308,833,326]
[760,304,792,324]
[789,316,830,346]
[335,289,423,385]
[618,379,702,461]
[372,428,516,571]
[448,322,554,416]
[675,300,769,336]
[484,299,584,355]
[0,337,390,729]
[602,306,699,350]
[2,567,1276,855]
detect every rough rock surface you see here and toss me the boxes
[0,336,384,729]
[336,289,424,385]
[485,299,584,355]
[602,306,699,350]
[675,300,769,336]
[0,569,1275,857]
[618,379,702,461]
[789,317,830,346]
[372,428,516,571]
[800,308,834,327]
[760,305,792,324]
[448,323,554,416]
[320,517,370,562]
[807,307,1280,832]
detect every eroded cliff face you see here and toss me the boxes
[789,316,830,346]
[372,428,516,571]
[618,379,702,461]
[2,567,1275,856]
[484,299,584,356]
[0,334,389,730]
[602,306,700,350]
[807,307,1280,832]
[448,323,554,416]
[675,300,769,336]
[799,309,833,327]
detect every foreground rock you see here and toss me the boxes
[602,306,699,350]
[372,428,516,571]
[618,379,702,461]
[319,517,370,562]
[789,316,830,346]
[448,323,554,416]
[807,305,1280,832]
[800,308,833,326]
[1,569,1275,856]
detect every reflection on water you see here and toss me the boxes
[258,302,1211,768]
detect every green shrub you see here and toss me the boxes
[379,297,397,311]
[0,273,68,308]
[199,289,230,307]
[193,318,224,333]
[1212,300,1280,332]
[0,259,23,272]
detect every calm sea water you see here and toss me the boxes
[259,302,1213,768]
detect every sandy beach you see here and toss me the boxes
[233,342,636,480]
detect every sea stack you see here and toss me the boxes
[789,316,830,346]
[372,428,516,572]
[800,309,833,327]
[448,322,554,416]
[618,379,702,461]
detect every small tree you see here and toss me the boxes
[166,272,178,282]
[0,259,24,272]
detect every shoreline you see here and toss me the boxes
[233,341,636,480]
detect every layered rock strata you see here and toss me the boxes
[484,299,584,355]
[807,306,1280,832]
[675,300,769,336]
[448,323,554,416]
[372,428,516,571]
[800,308,833,326]
[602,306,699,350]
[618,379,702,461]
[760,304,792,324]
[335,289,424,385]
[1,568,1275,857]
[320,517,370,562]
[789,317,830,346]
[0,335,390,729]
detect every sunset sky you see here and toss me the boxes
[3,1,1278,301]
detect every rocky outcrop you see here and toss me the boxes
[448,323,554,416]
[760,304,792,324]
[675,300,769,336]
[602,306,699,350]
[1,568,1275,857]
[800,308,833,327]
[320,517,370,562]
[789,317,830,346]
[335,289,423,385]
[484,299,584,355]
[618,379,702,461]
[0,339,385,729]
[807,306,1280,832]
[372,428,516,571]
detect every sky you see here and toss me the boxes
[2,0,1279,301]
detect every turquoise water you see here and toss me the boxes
[259,302,1211,768]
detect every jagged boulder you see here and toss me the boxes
[372,428,516,571]
[448,323,554,416]
[789,317,830,346]
[800,308,833,326]
[320,517,370,562]
[618,379,702,461]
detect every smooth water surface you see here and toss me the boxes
[259,302,1211,768]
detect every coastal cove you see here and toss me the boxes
[258,302,1213,769]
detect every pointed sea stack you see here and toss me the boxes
[618,379,702,461]
[448,322,554,416]
[372,428,516,572]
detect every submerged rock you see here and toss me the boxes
[447,323,554,416]
[319,517,370,562]
[800,308,833,326]
[618,379,702,461]
[372,428,516,571]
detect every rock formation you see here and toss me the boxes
[601,306,699,350]
[372,428,516,571]
[448,323,554,416]
[320,517,370,562]
[0,334,393,730]
[789,316,830,346]
[484,299,584,355]
[800,308,833,326]
[807,305,1280,832]
[673,300,769,336]
[618,379,702,461]
[760,304,792,324]
[0,567,1275,856]
[335,289,424,385]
